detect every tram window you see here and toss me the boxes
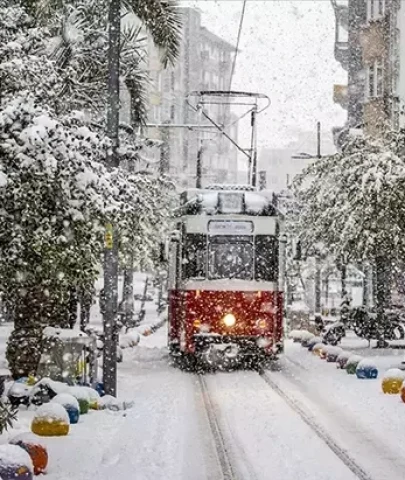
[182,234,206,279]
[209,236,253,280]
[255,235,278,282]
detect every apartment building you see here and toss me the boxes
[145,8,238,188]
[331,0,366,148]
[331,0,405,139]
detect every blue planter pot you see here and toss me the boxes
[356,366,378,379]
[0,465,32,480]
[65,405,80,424]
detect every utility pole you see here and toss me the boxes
[314,254,321,314]
[103,0,121,397]
[317,121,321,159]
[314,121,322,315]
[250,105,258,187]
[196,141,203,188]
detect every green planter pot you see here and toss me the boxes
[346,361,360,375]
[78,398,90,415]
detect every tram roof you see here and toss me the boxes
[178,187,278,216]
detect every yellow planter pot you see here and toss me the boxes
[382,377,403,394]
[31,419,69,437]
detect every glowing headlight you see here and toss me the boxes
[256,319,267,330]
[223,313,236,327]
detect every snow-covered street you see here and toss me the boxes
[5,321,405,479]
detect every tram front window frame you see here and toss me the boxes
[208,235,254,281]
[181,232,279,282]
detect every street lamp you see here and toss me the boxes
[291,122,322,160]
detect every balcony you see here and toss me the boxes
[334,41,349,70]
[333,84,348,109]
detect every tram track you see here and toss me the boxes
[197,374,238,480]
[259,364,389,480]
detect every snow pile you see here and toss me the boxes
[306,336,322,350]
[30,378,69,397]
[68,386,90,402]
[34,403,70,423]
[346,355,363,366]
[51,393,80,410]
[98,395,134,412]
[8,381,30,399]
[0,444,32,471]
[80,387,100,402]
[336,351,352,369]
[327,346,343,356]
[119,331,140,349]
[9,432,45,447]
[288,330,307,342]
[43,326,88,341]
[356,358,377,370]
[129,346,169,363]
[383,368,405,381]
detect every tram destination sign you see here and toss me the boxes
[208,220,254,235]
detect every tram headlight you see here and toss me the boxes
[256,318,267,330]
[223,313,236,327]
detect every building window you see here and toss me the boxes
[366,0,385,21]
[366,60,384,98]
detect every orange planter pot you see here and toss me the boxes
[11,439,48,476]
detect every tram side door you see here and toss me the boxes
[167,232,183,348]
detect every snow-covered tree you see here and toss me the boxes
[0,96,112,377]
[30,0,182,118]
[294,133,405,327]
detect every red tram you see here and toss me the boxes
[167,185,286,366]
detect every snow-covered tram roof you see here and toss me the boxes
[179,187,278,217]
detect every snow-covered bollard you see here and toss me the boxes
[306,336,322,352]
[336,351,351,369]
[9,433,48,476]
[355,359,378,379]
[312,343,325,357]
[319,344,335,360]
[300,331,315,347]
[80,387,101,410]
[326,346,343,363]
[31,404,70,437]
[69,387,90,415]
[0,444,33,479]
[98,395,135,412]
[288,330,304,343]
[381,369,405,394]
[119,331,140,350]
[345,355,363,374]
[51,393,80,424]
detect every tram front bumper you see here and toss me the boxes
[193,334,281,357]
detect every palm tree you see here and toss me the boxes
[27,0,182,121]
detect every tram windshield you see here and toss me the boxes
[209,236,253,280]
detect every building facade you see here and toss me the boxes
[145,8,238,188]
[331,0,405,140]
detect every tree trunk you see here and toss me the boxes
[68,286,78,329]
[341,264,347,299]
[362,263,369,307]
[122,252,135,329]
[324,275,329,308]
[6,286,49,379]
[375,256,390,347]
[80,286,93,332]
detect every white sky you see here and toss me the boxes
[180,0,347,151]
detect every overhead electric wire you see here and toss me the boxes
[229,0,247,91]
